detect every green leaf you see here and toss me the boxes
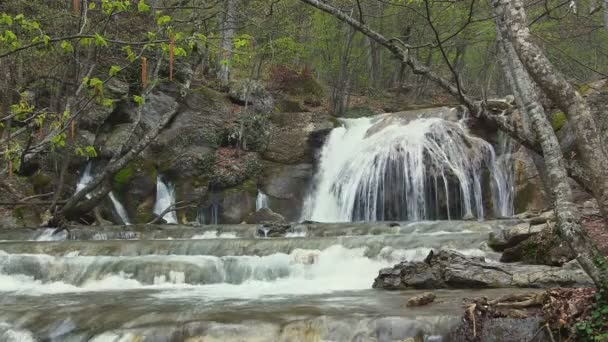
[156,15,171,26]
[80,37,92,46]
[138,0,150,13]
[102,98,114,108]
[60,40,74,53]
[85,146,98,158]
[109,65,121,76]
[173,47,187,57]
[133,95,144,106]
[0,13,13,26]
[88,2,96,10]
[94,33,107,47]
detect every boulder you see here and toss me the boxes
[500,223,575,266]
[263,112,333,164]
[406,292,436,307]
[244,208,286,224]
[229,79,274,114]
[488,222,544,251]
[372,249,591,290]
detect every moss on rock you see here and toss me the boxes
[551,111,567,131]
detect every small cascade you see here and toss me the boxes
[493,132,515,217]
[108,192,131,225]
[256,190,269,210]
[302,114,513,222]
[154,175,178,224]
[197,202,220,225]
[75,162,94,197]
[76,163,131,225]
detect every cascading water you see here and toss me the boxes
[76,163,131,225]
[302,114,513,222]
[153,175,178,224]
[256,190,269,210]
[108,192,131,225]
[493,131,515,217]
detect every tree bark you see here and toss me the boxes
[218,0,237,82]
[495,26,608,290]
[493,0,608,220]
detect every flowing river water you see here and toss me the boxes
[0,221,527,341]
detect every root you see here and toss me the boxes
[467,303,477,337]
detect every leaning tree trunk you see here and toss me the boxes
[493,0,608,221]
[495,27,608,290]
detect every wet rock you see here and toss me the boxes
[406,292,436,307]
[257,223,291,238]
[244,208,286,224]
[229,79,274,114]
[373,249,591,290]
[365,107,459,138]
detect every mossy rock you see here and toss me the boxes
[551,111,567,131]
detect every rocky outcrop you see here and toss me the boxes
[406,292,436,307]
[263,112,333,164]
[372,250,591,290]
[512,150,549,214]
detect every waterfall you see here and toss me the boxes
[197,202,220,225]
[256,191,269,210]
[493,132,515,217]
[302,115,513,222]
[75,162,94,198]
[76,163,131,224]
[154,175,178,224]
[108,192,131,225]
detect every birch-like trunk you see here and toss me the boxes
[495,27,608,290]
[493,0,608,220]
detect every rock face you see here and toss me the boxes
[263,112,333,164]
[372,250,591,290]
[260,163,313,221]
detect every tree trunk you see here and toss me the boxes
[493,0,608,220]
[495,27,608,290]
[218,0,237,82]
